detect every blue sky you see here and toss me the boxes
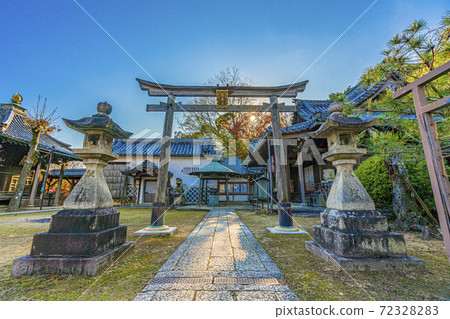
[0,0,448,148]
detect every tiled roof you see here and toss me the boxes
[220,157,265,177]
[112,138,218,157]
[120,159,174,176]
[48,168,86,177]
[281,119,318,134]
[191,160,236,175]
[345,75,403,107]
[293,99,334,124]
[0,104,80,160]
[345,82,385,106]
[191,157,264,178]
[0,107,13,124]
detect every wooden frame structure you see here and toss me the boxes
[138,79,308,230]
[392,60,450,263]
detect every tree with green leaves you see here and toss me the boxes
[333,12,450,231]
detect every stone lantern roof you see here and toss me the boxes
[309,102,377,139]
[62,102,132,139]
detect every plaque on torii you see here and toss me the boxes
[136,78,309,236]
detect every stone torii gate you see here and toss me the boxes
[135,78,308,235]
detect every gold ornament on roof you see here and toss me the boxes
[11,93,23,104]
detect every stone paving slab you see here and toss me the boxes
[153,270,284,279]
[142,283,292,292]
[152,290,196,301]
[134,208,298,301]
[235,291,278,301]
[195,290,234,301]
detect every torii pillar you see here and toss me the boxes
[267,95,306,235]
[135,95,177,236]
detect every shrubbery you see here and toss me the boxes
[405,160,436,212]
[355,155,393,210]
[355,155,438,214]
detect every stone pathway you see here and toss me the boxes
[134,208,298,301]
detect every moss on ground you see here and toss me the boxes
[0,209,206,301]
[1,208,448,301]
[237,211,450,301]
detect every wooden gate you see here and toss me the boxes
[393,60,450,263]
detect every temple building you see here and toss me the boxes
[0,94,80,207]
[244,76,404,207]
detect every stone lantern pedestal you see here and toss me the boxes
[11,102,134,276]
[305,102,424,271]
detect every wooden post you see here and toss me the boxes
[28,161,42,207]
[202,178,205,205]
[39,149,54,210]
[267,138,274,213]
[248,179,253,205]
[412,86,450,262]
[297,152,306,204]
[198,176,202,206]
[270,95,294,229]
[270,96,289,203]
[391,61,450,263]
[150,95,175,228]
[225,175,230,205]
[205,179,208,205]
[286,159,291,201]
[53,163,66,206]
[200,178,204,205]
[133,177,138,204]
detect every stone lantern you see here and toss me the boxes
[305,102,424,271]
[62,102,131,210]
[12,102,134,276]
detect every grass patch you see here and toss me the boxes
[0,209,207,301]
[238,211,450,301]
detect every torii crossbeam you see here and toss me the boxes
[136,78,309,236]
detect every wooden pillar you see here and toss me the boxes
[137,178,141,203]
[202,178,205,205]
[248,179,253,203]
[205,179,208,205]
[150,95,175,227]
[28,161,42,207]
[200,178,204,205]
[198,177,202,206]
[286,159,291,201]
[267,138,274,213]
[270,96,289,203]
[53,163,66,206]
[270,95,294,228]
[412,86,450,262]
[225,176,230,205]
[39,150,54,210]
[133,177,138,204]
[297,152,306,204]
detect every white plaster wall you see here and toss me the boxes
[169,158,202,187]
[110,155,214,188]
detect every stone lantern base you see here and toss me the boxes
[11,208,134,276]
[305,209,425,271]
